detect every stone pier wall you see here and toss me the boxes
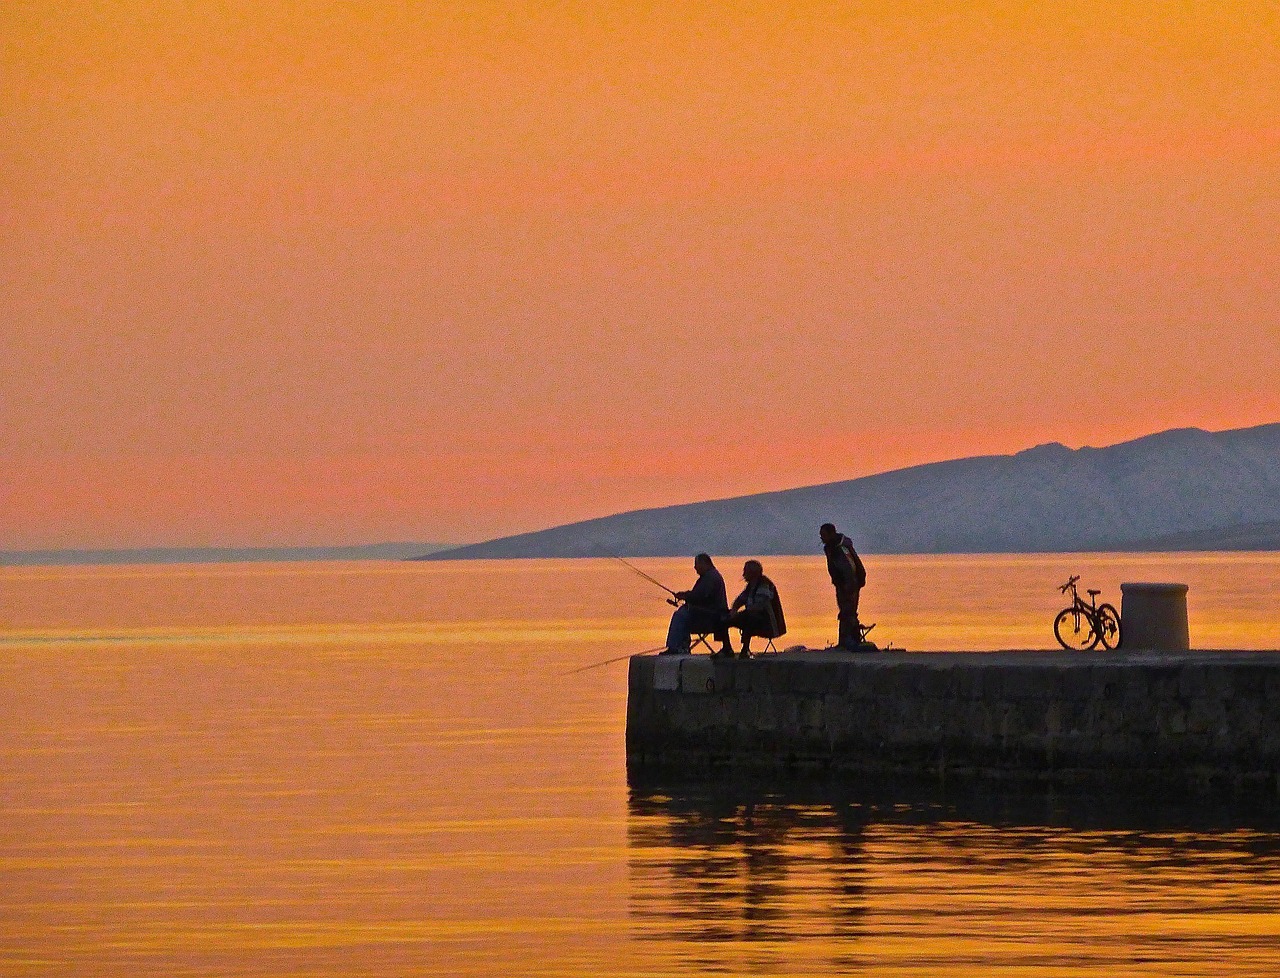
[625,650,1280,787]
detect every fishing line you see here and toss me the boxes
[561,645,666,675]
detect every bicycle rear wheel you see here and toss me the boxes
[1096,603,1121,649]
[1054,607,1098,651]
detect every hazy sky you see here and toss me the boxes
[4,2,1278,549]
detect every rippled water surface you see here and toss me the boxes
[3,553,1280,975]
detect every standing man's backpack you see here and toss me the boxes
[849,542,867,588]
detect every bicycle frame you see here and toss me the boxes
[1055,576,1121,651]
[1067,582,1097,620]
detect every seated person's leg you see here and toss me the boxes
[665,604,693,654]
[712,621,732,655]
[727,609,767,657]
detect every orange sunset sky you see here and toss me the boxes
[4,2,1278,550]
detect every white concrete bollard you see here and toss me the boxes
[1119,583,1190,651]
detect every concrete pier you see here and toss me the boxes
[626,650,1280,788]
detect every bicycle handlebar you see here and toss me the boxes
[1059,575,1080,593]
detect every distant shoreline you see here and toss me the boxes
[0,542,450,567]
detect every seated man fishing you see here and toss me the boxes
[724,559,786,659]
[663,553,731,655]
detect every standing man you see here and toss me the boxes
[820,523,866,650]
[663,553,731,655]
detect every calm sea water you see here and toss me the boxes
[3,553,1280,976]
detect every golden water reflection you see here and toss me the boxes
[628,780,1280,975]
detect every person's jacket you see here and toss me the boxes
[732,575,786,638]
[685,567,729,614]
[824,534,866,592]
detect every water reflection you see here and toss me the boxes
[629,781,871,945]
[628,776,1280,975]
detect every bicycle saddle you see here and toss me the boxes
[1087,589,1101,596]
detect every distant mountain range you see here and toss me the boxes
[1132,520,1280,552]
[1,542,449,567]
[422,423,1280,559]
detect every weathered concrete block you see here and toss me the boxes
[629,655,655,691]
[844,672,876,701]
[750,691,780,732]
[1236,706,1264,746]
[653,656,681,691]
[867,663,908,696]
[1204,666,1236,700]
[1157,700,1189,736]
[771,661,803,694]
[728,660,757,694]
[792,662,837,695]
[797,696,824,732]
[1265,673,1280,703]
[1186,696,1225,735]
[950,666,980,700]
[998,666,1051,700]
[1146,667,1181,699]
[1253,720,1280,758]
[822,694,854,737]
[679,656,716,694]
[1125,702,1159,737]
[709,659,737,694]
[779,694,804,732]
[1057,696,1091,736]
[749,659,783,694]
[1058,664,1099,702]
[1179,665,1211,699]
[1119,668,1154,702]
[952,699,992,740]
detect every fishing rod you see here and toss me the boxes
[611,555,678,598]
[561,645,666,676]
[612,554,724,612]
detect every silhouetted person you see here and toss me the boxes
[820,523,866,650]
[725,559,786,659]
[663,553,731,655]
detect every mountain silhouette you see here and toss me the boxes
[422,423,1280,558]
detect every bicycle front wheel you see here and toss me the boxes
[1096,603,1121,650]
[1054,607,1098,651]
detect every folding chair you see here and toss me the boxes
[738,622,784,657]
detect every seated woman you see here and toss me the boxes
[725,559,786,659]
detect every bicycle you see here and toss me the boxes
[1053,576,1121,651]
